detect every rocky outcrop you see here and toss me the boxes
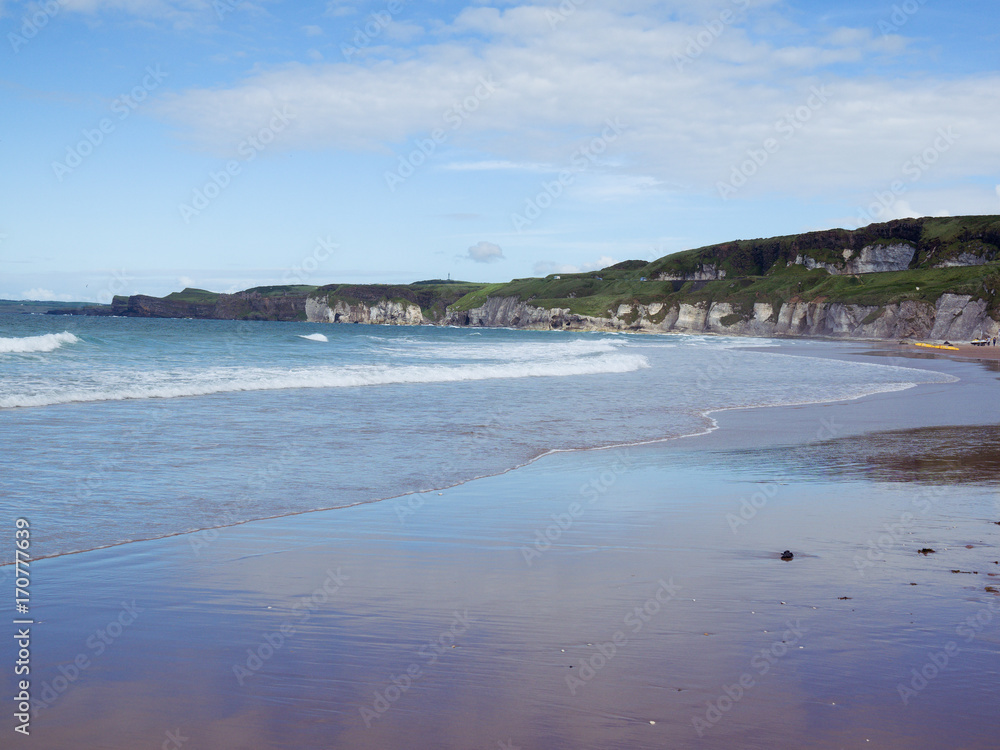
[114,295,216,318]
[112,291,306,320]
[656,264,727,281]
[795,243,915,275]
[444,296,605,330]
[305,296,424,325]
[933,253,987,269]
[443,293,998,341]
[928,294,996,340]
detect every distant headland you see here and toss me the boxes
[42,215,1000,341]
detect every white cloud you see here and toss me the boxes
[37,0,272,28]
[20,288,76,301]
[303,24,323,36]
[533,261,580,275]
[533,255,619,276]
[58,0,216,28]
[384,21,424,44]
[324,1,355,18]
[444,160,552,172]
[576,175,664,200]
[178,276,197,288]
[150,3,1000,204]
[465,241,505,263]
[880,199,921,221]
[585,255,619,271]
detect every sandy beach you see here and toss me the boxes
[946,343,1000,361]
[3,340,999,749]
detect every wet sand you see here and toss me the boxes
[3,340,1000,749]
[950,343,1000,360]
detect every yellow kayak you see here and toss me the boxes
[913,342,959,351]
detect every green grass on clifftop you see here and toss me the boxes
[449,261,1000,321]
[163,288,221,304]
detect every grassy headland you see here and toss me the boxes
[47,215,1000,327]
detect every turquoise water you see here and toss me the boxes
[0,314,953,560]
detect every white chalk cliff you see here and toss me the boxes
[440,294,998,340]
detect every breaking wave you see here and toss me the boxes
[0,331,80,354]
[0,353,650,408]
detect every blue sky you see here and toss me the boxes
[2,0,999,301]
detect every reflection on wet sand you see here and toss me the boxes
[776,425,1000,485]
[8,369,1000,749]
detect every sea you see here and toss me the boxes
[0,313,954,563]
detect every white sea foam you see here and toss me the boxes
[382,338,623,361]
[299,333,329,342]
[0,353,651,408]
[0,331,80,354]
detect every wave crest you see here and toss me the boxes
[0,353,650,408]
[0,331,80,354]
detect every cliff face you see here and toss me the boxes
[105,288,996,341]
[112,291,306,320]
[442,294,999,340]
[934,253,988,269]
[113,295,215,318]
[305,297,424,325]
[656,264,727,281]
[794,243,916,275]
[928,294,994,340]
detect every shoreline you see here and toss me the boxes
[2,338,960,567]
